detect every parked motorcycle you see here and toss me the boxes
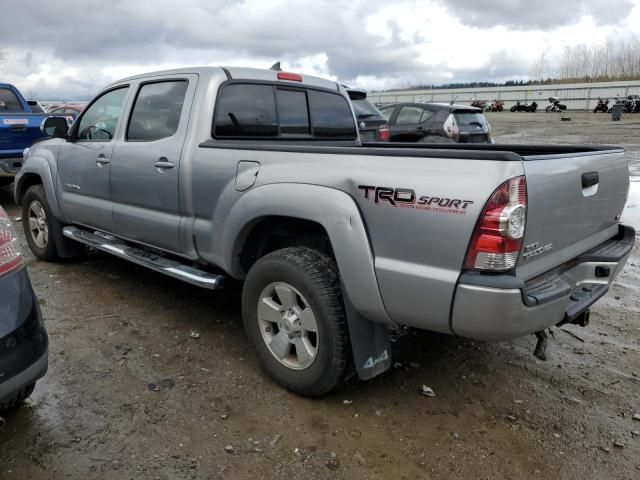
[593,97,609,113]
[485,99,504,112]
[608,96,627,113]
[470,100,488,110]
[628,95,640,113]
[510,101,538,113]
[545,97,567,113]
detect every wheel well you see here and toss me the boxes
[239,216,333,273]
[16,174,43,203]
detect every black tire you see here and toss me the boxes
[0,383,36,412]
[22,184,84,261]
[242,247,351,397]
[510,106,516,112]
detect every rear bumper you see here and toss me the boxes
[451,225,634,342]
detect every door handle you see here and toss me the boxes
[581,172,599,188]
[96,155,110,165]
[154,158,174,169]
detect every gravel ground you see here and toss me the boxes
[0,112,639,479]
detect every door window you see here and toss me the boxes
[77,87,129,141]
[379,107,394,121]
[395,106,424,125]
[420,109,434,123]
[127,81,188,141]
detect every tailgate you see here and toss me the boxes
[0,114,47,157]
[517,148,629,280]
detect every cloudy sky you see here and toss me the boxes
[0,0,638,100]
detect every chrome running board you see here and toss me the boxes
[62,226,224,290]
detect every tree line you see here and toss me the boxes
[398,36,640,92]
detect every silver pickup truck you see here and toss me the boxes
[15,67,634,396]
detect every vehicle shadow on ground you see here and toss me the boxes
[0,184,15,205]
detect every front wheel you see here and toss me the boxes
[22,184,84,261]
[242,247,351,397]
[510,106,517,112]
[545,106,552,113]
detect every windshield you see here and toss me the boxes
[351,99,383,119]
[454,112,487,126]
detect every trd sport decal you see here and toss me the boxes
[358,185,474,215]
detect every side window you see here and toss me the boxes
[307,90,357,139]
[395,106,424,125]
[420,109,434,123]
[77,87,129,141]
[214,84,277,137]
[0,88,23,112]
[276,89,310,135]
[127,81,188,141]
[379,107,394,121]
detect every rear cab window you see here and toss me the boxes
[0,88,23,112]
[213,83,356,140]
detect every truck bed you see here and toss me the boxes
[200,140,621,160]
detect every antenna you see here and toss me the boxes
[270,62,282,71]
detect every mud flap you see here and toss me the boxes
[342,289,392,380]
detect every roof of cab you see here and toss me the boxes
[107,66,341,92]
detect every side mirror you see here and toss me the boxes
[41,116,69,138]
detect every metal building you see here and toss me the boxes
[366,80,640,111]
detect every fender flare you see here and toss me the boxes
[220,183,393,327]
[14,157,63,220]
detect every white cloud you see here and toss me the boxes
[0,0,637,100]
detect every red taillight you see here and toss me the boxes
[277,72,302,82]
[378,125,390,142]
[464,176,527,271]
[0,206,23,277]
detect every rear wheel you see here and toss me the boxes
[242,247,351,397]
[510,106,517,112]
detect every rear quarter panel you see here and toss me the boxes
[190,143,524,333]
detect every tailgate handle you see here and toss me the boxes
[581,172,599,188]
[9,125,27,132]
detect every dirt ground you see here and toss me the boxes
[1,112,639,480]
